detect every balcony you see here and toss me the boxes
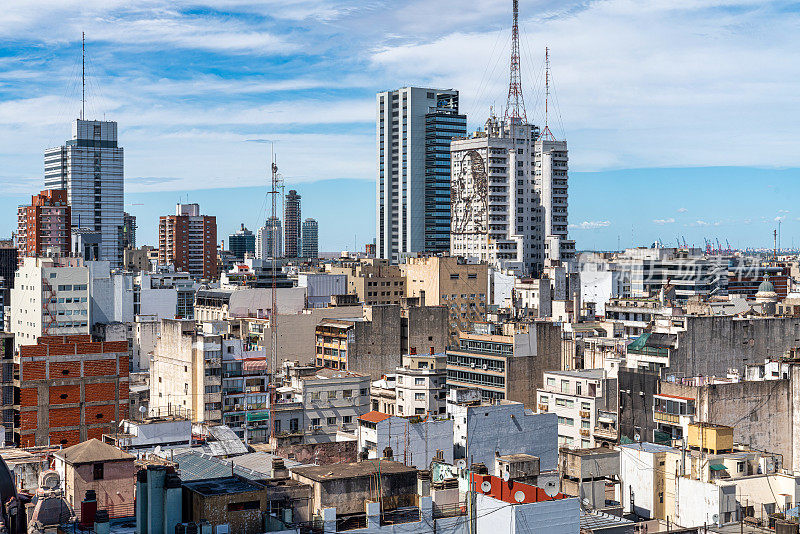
[593,426,617,440]
[579,428,590,437]
[538,403,548,412]
[579,410,590,419]
[654,411,681,424]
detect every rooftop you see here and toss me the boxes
[359,411,393,424]
[182,476,264,496]
[55,439,134,465]
[544,369,605,380]
[619,442,674,454]
[292,461,416,482]
[562,447,619,457]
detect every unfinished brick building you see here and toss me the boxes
[16,335,129,447]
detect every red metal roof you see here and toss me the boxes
[359,411,393,423]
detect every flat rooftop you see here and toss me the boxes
[563,447,619,457]
[544,369,605,380]
[182,476,264,496]
[619,442,674,454]
[292,461,416,482]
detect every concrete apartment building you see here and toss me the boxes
[356,411,453,467]
[328,258,406,306]
[149,320,270,441]
[16,189,71,258]
[376,87,466,262]
[450,114,573,275]
[158,203,217,280]
[44,119,124,267]
[395,353,447,416]
[284,189,301,258]
[402,256,489,340]
[271,364,370,446]
[121,211,136,250]
[313,304,448,378]
[446,322,561,406]
[17,335,129,447]
[537,369,618,449]
[447,390,558,476]
[11,256,90,350]
[123,245,153,273]
[0,334,14,446]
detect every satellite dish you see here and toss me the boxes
[481,481,492,493]
[456,459,466,469]
[502,471,510,481]
[139,406,147,414]
[514,491,525,503]
[712,514,719,524]
[634,433,641,442]
[543,480,559,497]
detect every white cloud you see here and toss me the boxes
[570,220,611,230]
[677,207,688,213]
[653,218,675,225]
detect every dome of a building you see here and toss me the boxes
[757,279,776,294]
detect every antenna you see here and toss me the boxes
[503,0,527,124]
[268,143,283,441]
[81,32,85,120]
[541,47,556,140]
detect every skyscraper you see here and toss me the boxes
[376,87,466,262]
[284,190,301,258]
[44,120,124,267]
[257,216,283,259]
[301,218,319,259]
[158,203,218,279]
[228,224,256,260]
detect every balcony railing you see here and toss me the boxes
[593,427,617,440]
[579,410,591,419]
[653,412,680,424]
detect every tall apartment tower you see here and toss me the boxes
[257,216,283,259]
[301,218,319,259]
[158,203,218,279]
[450,116,545,274]
[16,189,72,258]
[284,190,301,258]
[44,120,124,267]
[376,87,466,262]
[536,137,574,261]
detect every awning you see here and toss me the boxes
[709,464,728,471]
[243,359,268,372]
[247,411,270,422]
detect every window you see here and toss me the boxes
[311,418,320,426]
[581,439,591,448]
[327,416,336,425]
[581,420,590,429]
[557,416,574,426]
[539,395,549,404]
[560,380,569,393]
[576,383,582,396]
[415,378,425,386]
[342,389,353,398]
[93,463,104,480]
[450,273,459,280]
[228,501,260,511]
[415,393,425,400]
[546,377,556,387]
[360,388,368,396]
[310,392,321,401]
[289,418,299,432]
[581,402,591,411]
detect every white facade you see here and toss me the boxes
[297,273,346,308]
[257,217,282,259]
[133,315,159,371]
[11,257,90,350]
[357,414,454,468]
[44,120,124,267]
[447,399,558,472]
[395,355,448,417]
[538,369,608,449]
[476,493,580,534]
[536,137,574,261]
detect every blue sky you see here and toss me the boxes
[1,1,799,251]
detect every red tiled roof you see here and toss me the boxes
[359,411,392,423]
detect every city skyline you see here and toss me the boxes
[1,1,800,251]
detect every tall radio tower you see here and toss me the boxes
[504,0,527,124]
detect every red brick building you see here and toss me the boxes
[158,203,217,279]
[17,335,129,447]
[16,189,71,258]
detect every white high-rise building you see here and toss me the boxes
[536,137,575,262]
[376,87,466,262]
[256,216,283,259]
[450,115,573,275]
[44,120,124,267]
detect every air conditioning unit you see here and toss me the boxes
[482,364,488,370]
[470,362,475,368]
[234,404,241,410]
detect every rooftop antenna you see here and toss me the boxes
[503,0,527,124]
[81,32,85,120]
[541,47,556,140]
[268,143,282,441]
